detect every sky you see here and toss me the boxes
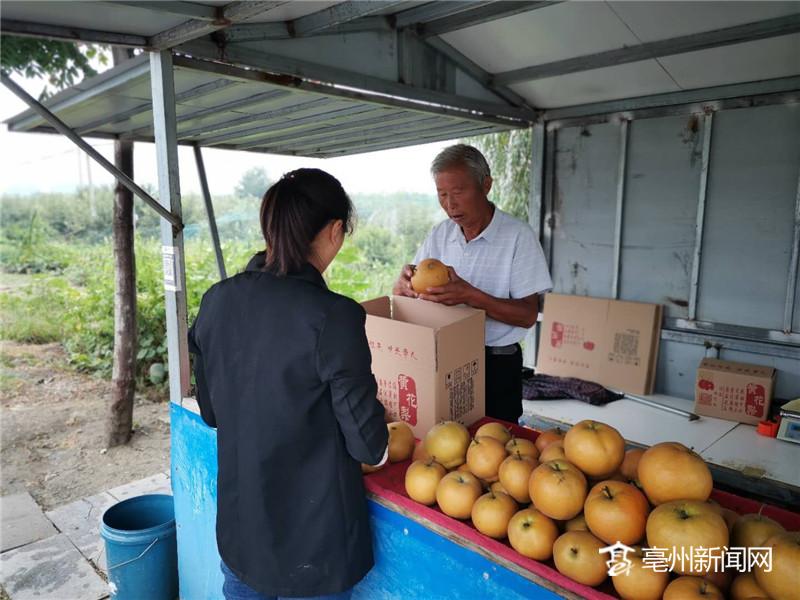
[0,71,453,199]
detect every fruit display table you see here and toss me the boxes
[171,401,799,600]
[361,417,799,599]
[521,396,800,508]
[171,401,567,599]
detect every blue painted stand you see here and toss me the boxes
[171,402,560,600]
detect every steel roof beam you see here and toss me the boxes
[219,21,291,42]
[3,2,289,49]
[178,40,535,122]
[106,1,219,21]
[319,15,395,36]
[420,1,560,37]
[393,2,487,29]
[222,15,394,42]
[150,1,288,49]
[542,75,800,121]
[495,13,800,85]
[422,34,533,109]
[0,18,149,47]
[172,53,531,126]
[1,71,180,227]
[290,1,406,37]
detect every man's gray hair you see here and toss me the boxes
[430,144,491,185]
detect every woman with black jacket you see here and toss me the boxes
[188,169,389,600]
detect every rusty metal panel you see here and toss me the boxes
[550,122,620,297]
[618,115,703,318]
[696,103,800,330]
[549,103,800,400]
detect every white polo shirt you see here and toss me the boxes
[414,206,552,347]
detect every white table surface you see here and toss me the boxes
[701,423,800,487]
[522,395,800,489]
[522,396,738,452]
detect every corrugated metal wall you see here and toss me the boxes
[542,101,800,400]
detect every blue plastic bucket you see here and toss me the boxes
[100,494,178,600]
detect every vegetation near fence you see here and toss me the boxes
[1,132,531,392]
[0,185,439,389]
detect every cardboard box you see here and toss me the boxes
[362,296,485,438]
[694,358,776,425]
[535,294,663,395]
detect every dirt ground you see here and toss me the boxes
[1,342,170,510]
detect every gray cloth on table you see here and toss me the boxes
[522,371,623,406]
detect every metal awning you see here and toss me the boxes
[4,1,799,113]
[4,1,799,157]
[4,52,521,158]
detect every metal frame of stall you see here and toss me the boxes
[3,2,800,597]
[7,54,797,402]
[4,0,799,494]
[4,1,799,386]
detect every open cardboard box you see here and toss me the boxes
[362,296,485,438]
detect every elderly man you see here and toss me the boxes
[393,144,552,424]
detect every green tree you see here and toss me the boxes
[354,225,397,267]
[235,167,271,199]
[463,128,533,221]
[0,37,107,98]
[396,203,436,261]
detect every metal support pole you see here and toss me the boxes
[0,72,181,229]
[150,51,190,404]
[543,128,557,269]
[689,112,714,321]
[611,119,629,299]
[623,394,700,421]
[784,167,800,332]
[528,124,546,240]
[193,144,227,280]
[524,124,546,368]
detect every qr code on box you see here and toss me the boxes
[445,360,478,421]
[608,331,640,366]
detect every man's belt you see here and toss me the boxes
[486,344,520,356]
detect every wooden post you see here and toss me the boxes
[107,47,137,447]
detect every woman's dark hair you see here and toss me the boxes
[259,168,354,276]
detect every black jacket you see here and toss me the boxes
[188,258,388,597]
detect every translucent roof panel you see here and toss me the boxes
[5,54,517,158]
